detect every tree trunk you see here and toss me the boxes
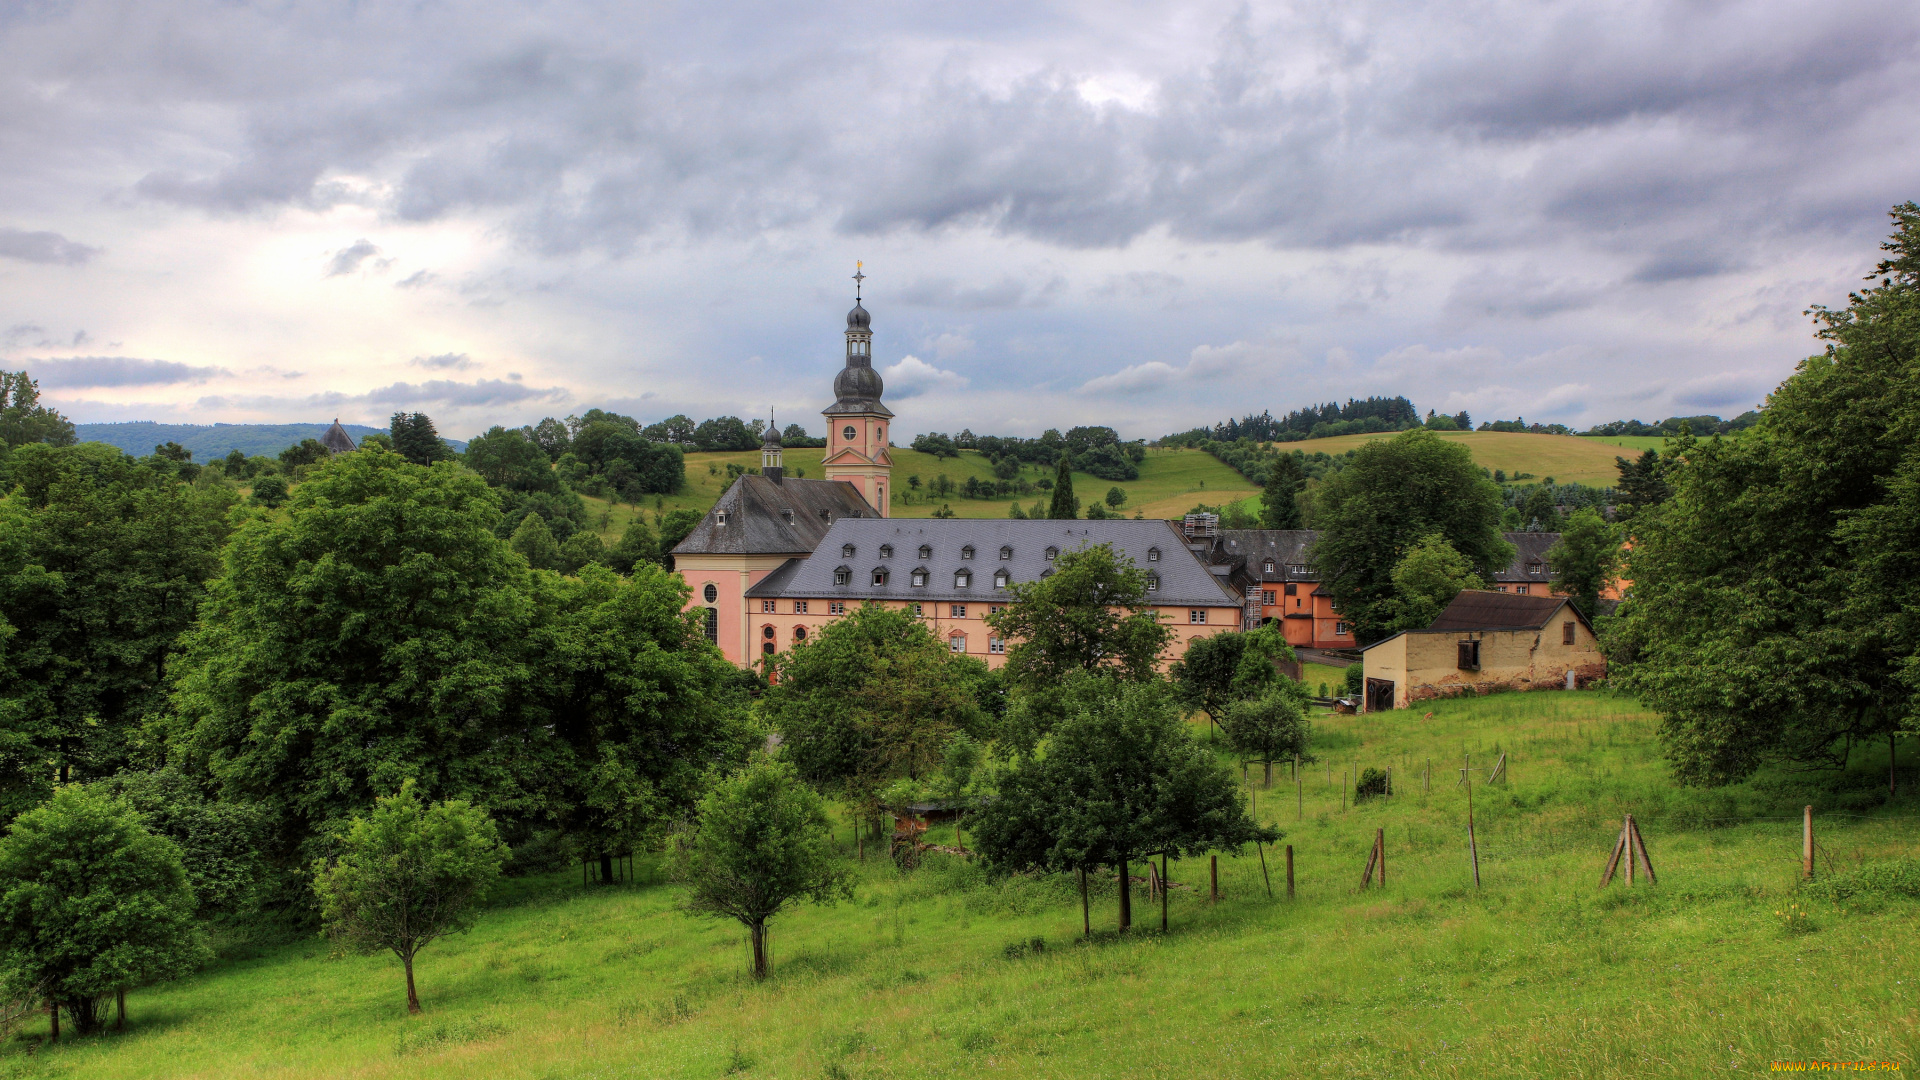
[1264,760,1272,788]
[115,989,125,1030]
[68,995,102,1034]
[404,952,421,1013]
[1117,857,1132,932]
[600,852,615,884]
[750,921,768,980]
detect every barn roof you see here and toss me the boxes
[1426,590,1584,633]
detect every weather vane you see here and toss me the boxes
[853,261,865,301]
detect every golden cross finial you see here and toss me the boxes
[853,261,865,300]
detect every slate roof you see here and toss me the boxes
[1424,590,1585,633]
[320,419,357,454]
[671,474,877,557]
[1214,530,1320,581]
[745,518,1244,607]
[1493,531,1558,586]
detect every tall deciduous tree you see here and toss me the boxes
[1310,429,1513,644]
[1545,509,1619,619]
[1618,203,1920,785]
[0,785,206,1034]
[667,757,850,979]
[970,680,1276,932]
[985,543,1171,689]
[465,426,559,492]
[312,782,507,1013]
[0,443,234,817]
[1259,453,1306,529]
[762,604,985,808]
[509,511,562,569]
[1047,459,1079,519]
[0,371,76,451]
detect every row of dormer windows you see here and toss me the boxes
[837,542,1161,563]
[826,565,1159,591]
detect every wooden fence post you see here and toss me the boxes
[1464,752,1481,888]
[1210,855,1218,903]
[1361,833,1380,888]
[1600,817,1628,888]
[1377,827,1386,888]
[1803,805,1814,882]
[1257,843,1273,898]
[1161,853,1170,933]
[1285,844,1295,900]
[1295,754,1303,821]
[1628,815,1657,885]
[1080,867,1091,938]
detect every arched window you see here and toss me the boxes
[1147,547,1161,562]
[999,545,1013,560]
[763,641,775,655]
[842,425,857,441]
[955,570,971,589]
[918,544,932,560]
[793,625,808,641]
[993,569,1009,589]
[879,544,893,559]
[1045,546,1059,561]
[911,568,928,587]
[872,567,889,586]
[1146,572,1160,592]
[833,566,851,585]
[703,583,718,603]
[949,633,967,654]
[702,608,718,644]
[842,543,856,558]
[960,545,975,560]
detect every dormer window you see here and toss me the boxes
[1147,547,1160,562]
[842,544,856,559]
[872,567,889,586]
[911,568,928,587]
[716,511,728,526]
[1146,572,1160,592]
[1264,560,1275,574]
[960,545,974,560]
[994,569,1009,589]
[1527,559,1546,575]
[955,570,971,589]
[918,544,932,560]
[1041,568,1055,579]
[781,509,793,522]
[999,545,1012,560]
[879,544,893,559]
[834,566,851,586]
[818,509,831,521]
[1045,546,1059,561]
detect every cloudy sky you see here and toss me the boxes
[3,0,1916,441]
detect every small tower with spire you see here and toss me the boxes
[761,411,784,482]
[820,262,893,516]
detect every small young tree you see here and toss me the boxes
[667,757,851,979]
[1546,508,1619,617]
[1105,486,1127,508]
[0,786,206,1035]
[1170,624,1292,741]
[312,782,507,1013]
[971,681,1275,932]
[1048,459,1079,519]
[1223,684,1312,787]
[250,474,289,508]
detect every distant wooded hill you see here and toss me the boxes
[73,422,467,459]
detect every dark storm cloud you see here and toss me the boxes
[38,0,1900,262]
[28,356,227,388]
[0,228,101,265]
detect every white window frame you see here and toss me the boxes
[1189,609,1207,624]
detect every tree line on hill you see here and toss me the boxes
[1162,396,1428,445]
[911,425,1147,482]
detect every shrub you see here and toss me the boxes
[1802,857,1920,903]
[1354,767,1389,800]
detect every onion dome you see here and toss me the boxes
[847,300,870,330]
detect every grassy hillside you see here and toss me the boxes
[1277,431,1640,488]
[24,691,1916,1079]
[577,448,1258,542]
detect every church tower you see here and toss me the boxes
[820,265,893,517]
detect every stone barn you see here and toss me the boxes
[1358,591,1606,711]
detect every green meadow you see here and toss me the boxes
[22,691,1916,1080]
[574,447,1259,542]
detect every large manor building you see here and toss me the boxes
[671,284,1588,674]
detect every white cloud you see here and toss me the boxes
[1079,340,1288,396]
[881,355,970,399]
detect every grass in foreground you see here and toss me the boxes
[18,691,1917,1079]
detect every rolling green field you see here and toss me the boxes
[24,692,1916,1080]
[577,447,1259,542]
